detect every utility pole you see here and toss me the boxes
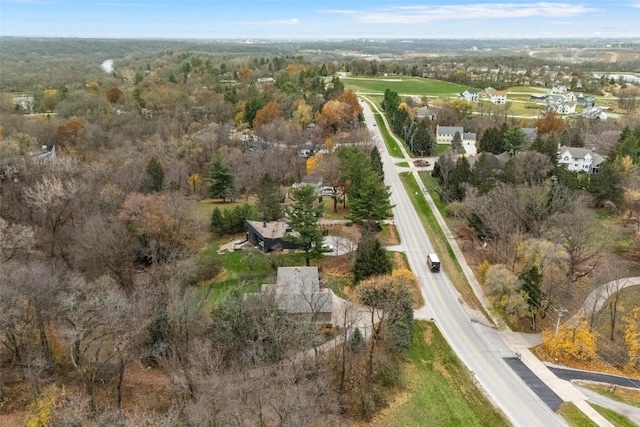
[554,307,568,337]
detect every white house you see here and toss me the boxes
[459,89,479,103]
[557,145,604,174]
[490,90,507,105]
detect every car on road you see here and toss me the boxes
[427,253,440,272]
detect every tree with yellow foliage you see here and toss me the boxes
[306,153,322,175]
[624,308,640,369]
[542,319,597,363]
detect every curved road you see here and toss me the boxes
[359,99,567,426]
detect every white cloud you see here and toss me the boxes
[325,2,597,24]
[631,2,640,7]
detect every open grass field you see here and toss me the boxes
[344,76,469,97]
[375,321,509,427]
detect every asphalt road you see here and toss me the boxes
[360,100,566,426]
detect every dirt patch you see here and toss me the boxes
[378,224,400,246]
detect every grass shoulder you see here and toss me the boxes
[558,403,598,427]
[374,321,509,427]
[590,403,637,427]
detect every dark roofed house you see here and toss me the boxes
[245,220,300,253]
[467,152,510,170]
[254,266,335,325]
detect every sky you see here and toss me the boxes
[1,0,640,39]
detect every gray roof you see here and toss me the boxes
[261,266,333,315]
[246,220,290,239]
[558,145,604,166]
[437,126,464,136]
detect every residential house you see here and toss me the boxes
[292,174,323,195]
[459,89,479,103]
[551,85,567,94]
[557,145,604,173]
[436,126,464,144]
[435,126,476,145]
[29,145,56,162]
[416,106,438,120]
[254,266,335,325]
[466,152,511,170]
[12,94,34,112]
[490,90,507,105]
[577,96,596,108]
[245,220,300,253]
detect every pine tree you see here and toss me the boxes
[145,157,164,192]
[519,265,543,331]
[256,173,281,221]
[353,235,392,284]
[206,151,235,202]
[285,185,324,266]
[348,172,394,225]
[451,131,463,153]
[370,146,384,179]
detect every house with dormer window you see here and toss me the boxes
[557,145,604,174]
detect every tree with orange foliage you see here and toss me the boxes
[55,117,86,151]
[237,67,252,80]
[315,100,346,133]
[337,90,363,123]
[253,101,284,129]
[118,192,200,263]
[534,111,565,135]
[105,87,123,104]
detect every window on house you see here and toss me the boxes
[564,156,569,161]
[574,163,578,167]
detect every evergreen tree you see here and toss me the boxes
[531,135,559,165]
[410,122,435,156]
[478,126,504,154]
[451,131,463,153]
[370,146,384,180]
[352,235,392,284]
[470,153,496,195]
[503,127,527,153]
[285,185,324,266]
[206,151,235,202]
[381,89,400,112]
[210,207,225,235]
[588,159,624,208]
[348,172,394,225]
[144,157,164,192]
[256,173,282,221]
[450,156,471,201]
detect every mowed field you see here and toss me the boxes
[343,76,470,97]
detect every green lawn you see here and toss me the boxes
[344,76,469,97]
[379,321,509,427]
[197,240,308,307]
[373,112,405,158]
[395,162,410,167]
[591,404,637,427]
[558,403,598,427]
